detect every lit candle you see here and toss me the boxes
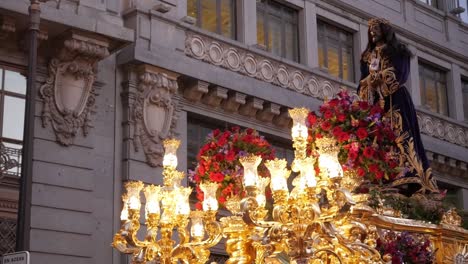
[240,155,262,188]
[120,194,129,221]
[316,137,343,179]
[288,108,310,140]
[163,139,180,168]
[265,158,290,191]
[302,157,317,187]
[256,177,271,208]
[190,212,205,239]
[200,182,219,211]
[125,181,144,210]
[144,185,161,217]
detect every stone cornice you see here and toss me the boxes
[185,33,343,100]
[184,32,468,150]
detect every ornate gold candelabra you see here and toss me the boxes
[223,108,383,264]
[112,139,222,264]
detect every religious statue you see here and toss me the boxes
[357,17,438,195]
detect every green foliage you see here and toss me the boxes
[369,189,452,224]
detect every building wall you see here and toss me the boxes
[0,0,466,263]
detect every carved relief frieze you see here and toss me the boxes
[124,65,179,167]
[185,32,468,149]
[417,112,468,148]
[39,30,110,145]
[185,33,339,100]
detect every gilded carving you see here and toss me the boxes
[126,65,179,167]
[40,31,109,145]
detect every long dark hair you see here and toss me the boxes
[361,21,413,61]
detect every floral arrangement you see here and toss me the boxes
[189,127,275,209]
[306,90,401,184]
[369,189,450,224]
[376,231,435,264]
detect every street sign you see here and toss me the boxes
[1,251,29,264]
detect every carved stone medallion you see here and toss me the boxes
[40,31,110,146]
[125,65,179,167]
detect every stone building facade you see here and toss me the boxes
[0,0,467,263]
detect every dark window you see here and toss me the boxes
[257,0,299,62]
[317,20,355,82]
[418,0,439,8]
[463,78,468,122]
[187,0,236,39]
[0,67,25,177]
[419,62,448,115]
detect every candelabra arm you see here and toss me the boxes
[112,232,138,254]
[241,196,276,228]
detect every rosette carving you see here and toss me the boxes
[39,30,110,145]
[124,65,179,167]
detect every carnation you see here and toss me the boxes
[190,127,275,207]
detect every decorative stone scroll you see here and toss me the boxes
[125,65,179,167]
[184,33,339,100]
[417,112,468,148]
[40,30,110,146]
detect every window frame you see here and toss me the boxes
[418,62,449,116]
[317,19,355,82]
[189,0,237,40]
[0,65,26,178]
[0,66,26,146]
[462,77,468,122]
[256,0,300,62]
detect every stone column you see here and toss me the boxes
[237,0,257,46]
[449,63,464,121]
[299,1,318,68]
[457,188,468,211]
[407,45,421,106]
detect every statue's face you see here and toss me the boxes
[369,24,383,44]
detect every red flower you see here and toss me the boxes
[356,127,368,140]
[368,163,379,173]
[328,99,339,107]
[357,167,366,177]
[307,112,317,126]
[337,113,346,122]
[349,151,358,161]
[321,121,332,131]
[376,171,384,180]
[358,101,369,110]
[197,165,206,175]
[226,150,236,161]
[209,172,224,182]
[218,195,226,204]
[370,105,383,115]
[363,146,375,158]
[213,129,220,137]
[338,132,350,143]
[324,110,334,119]
[332,127,343,137]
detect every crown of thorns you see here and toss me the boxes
[368,18,390,27]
